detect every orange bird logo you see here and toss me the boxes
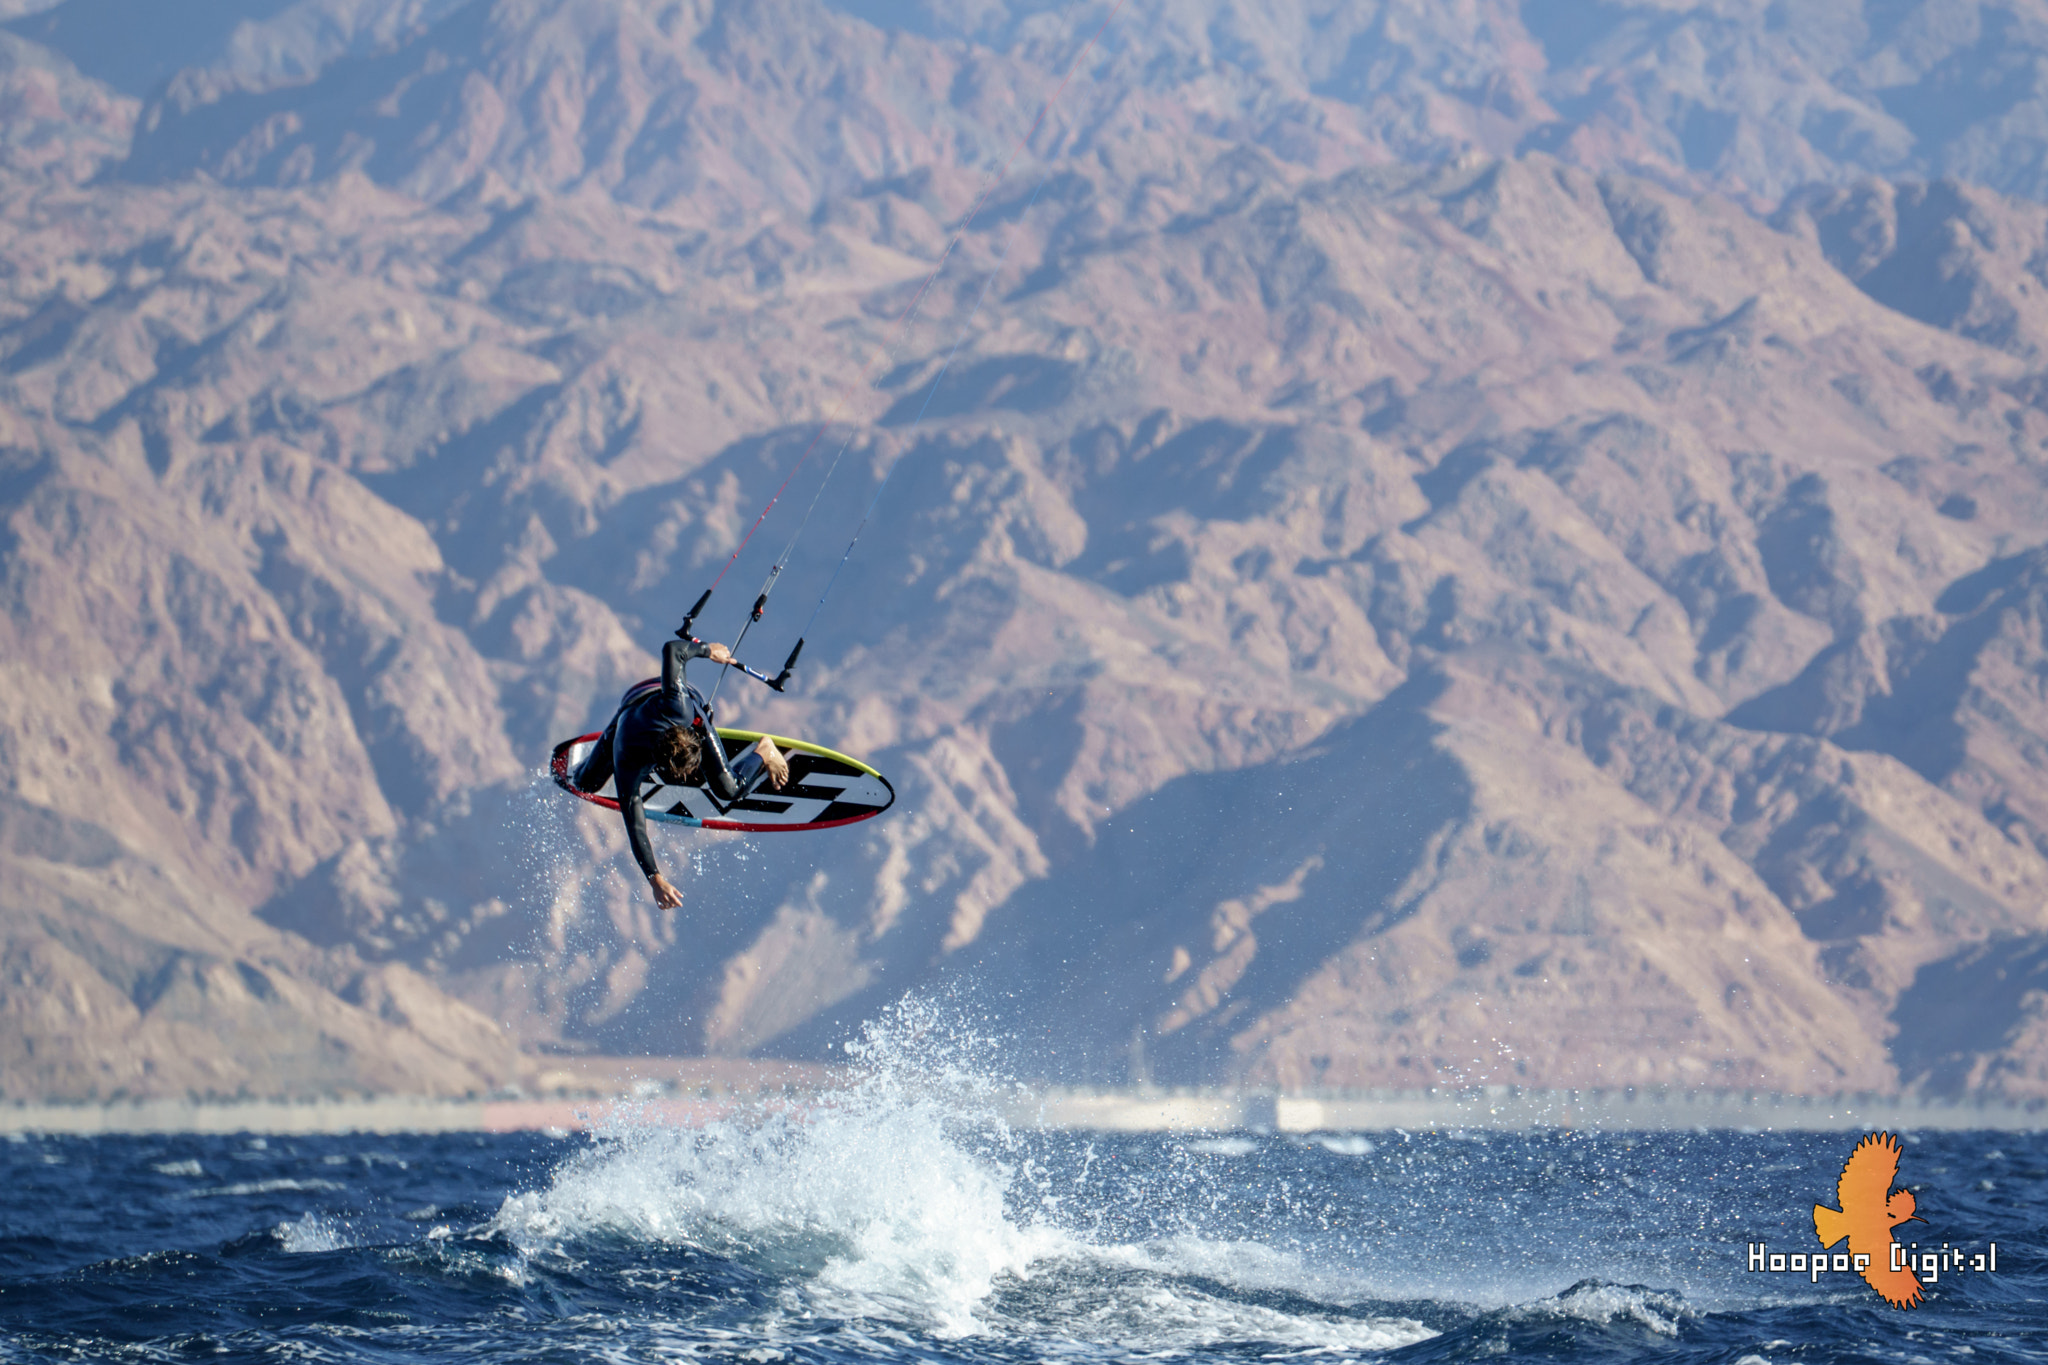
[1813,1132,1926,1308]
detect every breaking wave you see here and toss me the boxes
[488,996,1433,1347]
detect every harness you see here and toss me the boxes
[618,677,709,729]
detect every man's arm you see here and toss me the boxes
[663,636,713,696]
[615,761,681,908]
[662,636,737,693]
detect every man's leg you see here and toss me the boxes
[735,738,790,797]
[573,715,619,794]
[724,740,790,800]
[753,737,790,790]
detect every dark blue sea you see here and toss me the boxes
[1,1024,2041,1363]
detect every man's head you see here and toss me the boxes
[656,724,704,784]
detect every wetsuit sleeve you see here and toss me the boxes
[700,728,741,801]
[613,732,662,879]
[663,637,712,697]
[618,782,661,879]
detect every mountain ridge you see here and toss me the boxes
[1,1,2046,1100]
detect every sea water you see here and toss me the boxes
[1,1007,2040,1363]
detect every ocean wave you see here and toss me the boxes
[179,1178,346,1200]
[489,999,1062,1335]
[1507,1278,1695,1336]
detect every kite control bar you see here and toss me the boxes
[674,589,802,692]
[717,637,803,692]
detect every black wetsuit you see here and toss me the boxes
[572,638,763,883]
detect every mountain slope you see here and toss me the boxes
[1,0,2047,1099]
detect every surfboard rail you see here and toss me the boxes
[549,729,894,834]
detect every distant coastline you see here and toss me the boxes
[5,1085,2042,1135]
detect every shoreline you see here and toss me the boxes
[3,1085,2041,1135]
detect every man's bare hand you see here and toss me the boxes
[648,872,684,909]
[705,642,735,666]
[755,737,790,790]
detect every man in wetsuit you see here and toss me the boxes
[572,636,790,908]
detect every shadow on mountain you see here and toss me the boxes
[1066,419,1298,594]
[253,783,546,964]
[1082,419,1297,525]
[1891,935,2048,1097]
[987,688,1091,864]
[880,355,1079,425]
[1007,673,1471,1085]
[771,674,1471,1082]
[116,2,497,188]
[492,262,657,326]
[1728,548,2048,812]
[0,793,123,870]
[542,425,879,626]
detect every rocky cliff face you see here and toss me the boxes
[2,0,2047,1100]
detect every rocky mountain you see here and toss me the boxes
[48,0,2048,207]
[2,0,2047,1101]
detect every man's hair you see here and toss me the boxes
[655,725,703,784]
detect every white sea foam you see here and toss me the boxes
[276,1211,352,1253]
[151,1159,204,1177]
[489,996,1436,1350]
[1046,1237,1434,1351]
[1314,1134,1375,1156]
[491,998,1059,1335]
[1094,1235,1374,1302]
[181,1178,345,1200]
[1001,1253,1434,1354]
[1510,1279,1694,1337]
[1185,1136,1258,1157]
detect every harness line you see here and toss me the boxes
[709,169,1053,706]
[792,173,1056,645]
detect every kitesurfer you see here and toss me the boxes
[572,637,790,908]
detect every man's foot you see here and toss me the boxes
[754,738,790,789]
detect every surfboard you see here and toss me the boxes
[550,728,895,833]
